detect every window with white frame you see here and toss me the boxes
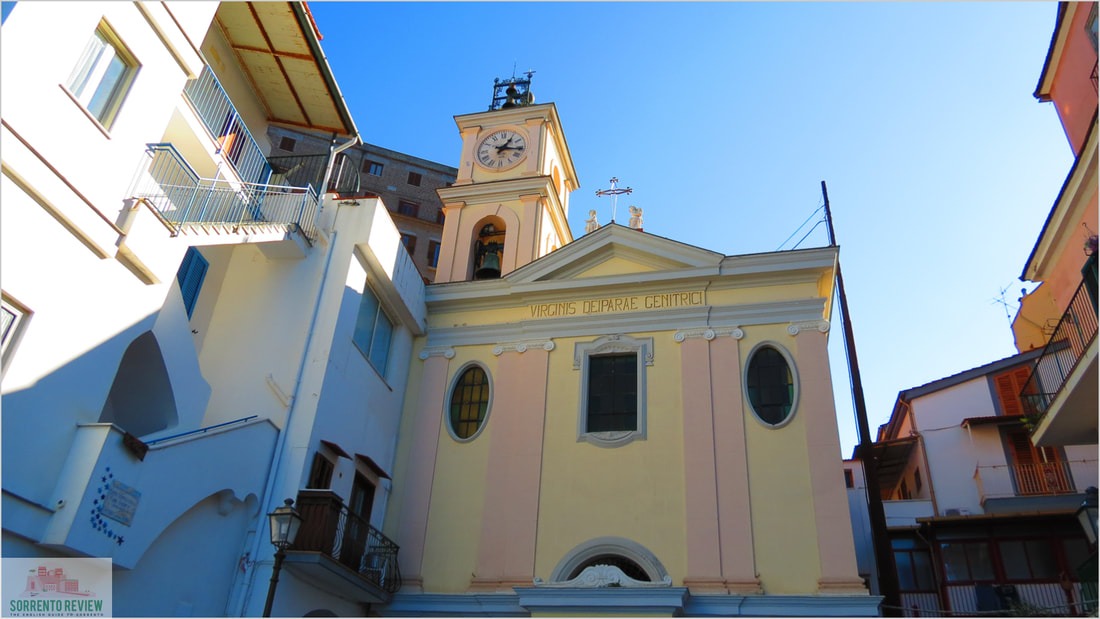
[574,334,652,447]
[65,22,139,129]
[1,293,31,371]
[364,160,384,176]
[352,282,394,374]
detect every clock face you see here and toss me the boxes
[476,130,527,170]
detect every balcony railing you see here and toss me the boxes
[1012,461,1075,495]
[183,66,271,185]
[268,152,361,195]
[292,490,401,595]
[131,143,319,241]
[1020,278,1098,428]
[974,460,1091,502]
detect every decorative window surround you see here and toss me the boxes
[787,319,830,336]
[446,363,492,442]
[673,326,744,342]
[573,335,653,447]
[743,341,800,429]
[418,346,456,361]
[492,339,555,355]
[550,537,670,585]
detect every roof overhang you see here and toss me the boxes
[1021,113,1098,281]
[214,2,358,137]
[1035,3,1074,101]
[869,436,918,492]
[960,414,1026,428]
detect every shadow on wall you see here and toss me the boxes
[1,301,209,501]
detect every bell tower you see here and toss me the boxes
[433,75,579,283]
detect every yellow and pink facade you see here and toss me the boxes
[380,100,876,616]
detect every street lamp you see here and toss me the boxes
[1077,487,1098,545]
[262,498,302,617]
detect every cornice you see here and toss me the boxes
[437,175,557,205]
[424,298,827,349]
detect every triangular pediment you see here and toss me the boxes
[507,224,724,283]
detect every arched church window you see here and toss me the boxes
[448,364,491,440]
[745,343,798,427]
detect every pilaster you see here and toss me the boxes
[788,324,866,594]
[675,326,762,595]
[469,339,552,592]
[395,351,452,590]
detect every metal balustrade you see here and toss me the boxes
[183,66,271,185]
[1020,278,1098,428]
[268,152,361,195]
[293,490,401,595]
[131,143,318,241]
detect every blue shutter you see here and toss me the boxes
[176,247,208,318]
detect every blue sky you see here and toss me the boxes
[308,1,1073,456]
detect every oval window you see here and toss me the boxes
[746,345,795,426]
[449,365,490,440]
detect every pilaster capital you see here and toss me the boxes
[492,339,555,356]
[673,326,744,343]
[418,346,456,361]
[786,320,829,336]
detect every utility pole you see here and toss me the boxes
[821,180,902,616]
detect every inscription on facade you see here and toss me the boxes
[99,480,140,527]
[528,290,705,318]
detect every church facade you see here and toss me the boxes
[381,98,877,616]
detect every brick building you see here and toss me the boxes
[266,125,457,282]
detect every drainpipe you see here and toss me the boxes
[229,147,354,611]
[319,134,361,200]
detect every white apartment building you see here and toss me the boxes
[1,3,421,615]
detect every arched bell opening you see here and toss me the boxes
[471,217,506,280]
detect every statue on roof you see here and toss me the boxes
[585,210,599,233]
[628,206,643,230]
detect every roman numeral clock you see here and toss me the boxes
[476,129,527,169]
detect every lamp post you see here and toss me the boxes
[262,498,302,618]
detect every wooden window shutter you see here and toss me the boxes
[994,365,1033,417]
[1006,429,1037,466]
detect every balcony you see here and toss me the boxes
[268,152,361,196]
[283,490,400,604]
[130,143,319,242]
[1020,277,1099,446]
[973,460,1100,509]
[183,66,270,185]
